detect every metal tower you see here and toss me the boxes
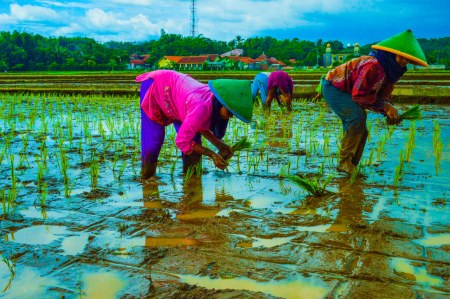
[190,0,198,37]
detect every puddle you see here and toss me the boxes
[179,273,330,299]
[296,223,349,233]
[5,225,69,245]
[4,225,89,256]
[176,210,222,221]
[392,257,444,288]
[235,235,296,248]
[61,234,90,256]
[415,233,450,247]
[110,200,163,208]
[20,207,69,220]
[83,271,126,299]
[0,264,58,299]
[145,237,202,247]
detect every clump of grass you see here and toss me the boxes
[281,167,335,197]
[183,165,196,187]
[399,105,422,121]
[231,137,251,152]
[1,253,16,276]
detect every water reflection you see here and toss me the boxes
[83,271,126,299]
[179,273,330,299]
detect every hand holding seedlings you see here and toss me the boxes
[387,105,422,125]
[211,152,228,170]
[217,142,233,160]
[384,102,400,125]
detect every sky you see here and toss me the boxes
[0,0,448,46]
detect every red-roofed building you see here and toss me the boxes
[129,54,151,69]
[252,53,286,70]
[178,56,210,70]
[224,56,257,70]
[156,56,182,69]
[200,54,219,61]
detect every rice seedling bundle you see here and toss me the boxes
[399,105,422,121]
[231,137,252,152]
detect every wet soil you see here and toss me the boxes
[0,93,450,298]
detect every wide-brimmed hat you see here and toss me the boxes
[208,79,253,123]
[371,29,428,67]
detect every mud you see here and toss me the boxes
[0,92,450,298]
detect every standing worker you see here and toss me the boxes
[252,71,294,111]
[137,70,253,179]
[320,29,428,175]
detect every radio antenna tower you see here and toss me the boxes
[190,0,198,37]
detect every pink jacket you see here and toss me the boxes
[137,70,214,155]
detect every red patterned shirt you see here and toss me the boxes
[326,56,395,114]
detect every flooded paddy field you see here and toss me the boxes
[0,92,450,298]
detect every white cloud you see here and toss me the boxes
[53,23,85,36]
[10,4,60,22]
[2,0,381,42]
[37,1,93,9]
[101,0,155,5]
[0,13,14,24]
[76,8,183,42]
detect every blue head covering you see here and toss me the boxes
[369,50,407,84]
[209,96,228,140]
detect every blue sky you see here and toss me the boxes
[0,0,448,45]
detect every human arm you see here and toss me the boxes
[264,87,277,110]
[280,88,292,111]
[199,130,233,160]
[192,143,228,170]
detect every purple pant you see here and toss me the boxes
[140,79,202,173]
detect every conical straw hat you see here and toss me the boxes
[208,79,253,123]
[372,29,428,67]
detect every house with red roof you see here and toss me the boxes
[156,56,183,69]
[129,54,151,70]
[253,53,286,70]
[225,56,257,70]
[178,56,210,70]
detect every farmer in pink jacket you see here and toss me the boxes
[137,70,253,179]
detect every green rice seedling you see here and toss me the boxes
[0,144,6,166]
[435,140,444,175]
[393,150,405,187]
[405,122,416,162]
[433,120,441,153]
[36,158,45,192]
[398,105,422,121]
[112,152,120,173]
[41,182,48,206]
[350,165,363,184]
[231,137,252,152]
[196,162,203,178]
[184,165,196,187]
[64,177,76,198]
[78,141,84,163]
[118,159,127,181]
[0,253,16,277]
[170,159,177,177]
[368,148,375,166]
[281,171,335,197]
[89,155,100,188]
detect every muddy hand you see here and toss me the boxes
[218,143,233,160]
[212,153,229,170]
[385,103,400,124]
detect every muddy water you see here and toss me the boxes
[1,94,450,298]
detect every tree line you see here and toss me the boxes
[0,30,449,72]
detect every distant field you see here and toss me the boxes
[1,70,449,103]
